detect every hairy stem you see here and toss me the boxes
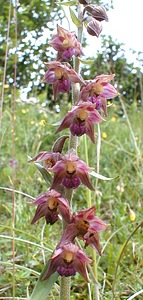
[60,277,71,300]
[59,4,83,300]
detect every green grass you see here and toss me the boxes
[0,97,143,299]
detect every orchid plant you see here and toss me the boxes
[29,1,118,299]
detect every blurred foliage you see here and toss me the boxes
[1,0,114,100]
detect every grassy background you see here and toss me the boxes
[0,96,143,299]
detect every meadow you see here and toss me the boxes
[0,94,143,299]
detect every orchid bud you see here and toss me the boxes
[83,5,108,22]
[86,18,102,37]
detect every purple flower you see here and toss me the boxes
[30,189,71,225]
[28,151,62,170]
[58,206,108,255]
[56,101,104,143]
[49,150,94,190]
[79,74,118,116]
[9,158,18,168]
[50,25,83,61]
[43,61,84,99]
[43,243,92,281]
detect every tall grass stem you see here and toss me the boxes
[118,94,141,163]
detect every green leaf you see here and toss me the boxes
[35,163,52,185]
[30,260,59,300]
[57,0,76,6]
[90,171,119,181]
[52,120,62,126]
[69,7,82,28]
[78,58,95,65]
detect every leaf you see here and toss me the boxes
[57,0,76,6]
[52,120,62,126]
[35,163,52,185]
[90,171,119,181]
[69,7,82,28]
[30,260,59,300]
[78,58,95,65]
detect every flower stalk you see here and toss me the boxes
[59,4,84,299]
[60,276,71,300]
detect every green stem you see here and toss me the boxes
[60,276,71,300]
[59,5,83,300]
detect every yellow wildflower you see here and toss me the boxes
[102,132,107,139]
[21,109,26,114]
[39,119,46,126]
[111,116,116,122]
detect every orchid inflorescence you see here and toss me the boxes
[29,1,118,287]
